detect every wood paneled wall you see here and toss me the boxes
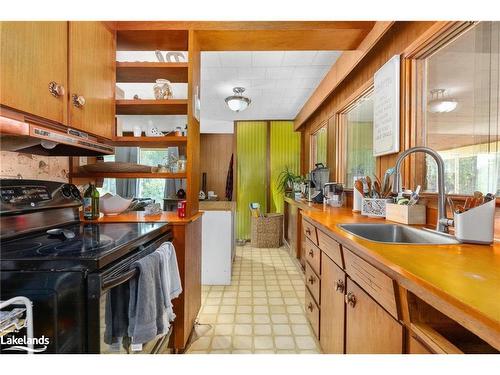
[300,21,436,179]
[299,21,500,238]
[200,133,234,200]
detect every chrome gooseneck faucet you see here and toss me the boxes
[392,146,449,233]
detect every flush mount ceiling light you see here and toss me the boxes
[225,87,251,112]
[428,89,458,113]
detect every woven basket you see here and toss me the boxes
[251,213,283,248]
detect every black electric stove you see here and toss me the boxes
[1,221,169,271]
[0,179,173,354]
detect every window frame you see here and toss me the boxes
[309,123,328,170]
[403,21,499,204]
[335,81,375,187]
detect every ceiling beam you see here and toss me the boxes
[113,21,376,51]
[293,21,394,130]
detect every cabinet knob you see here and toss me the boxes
[335,279,345,293]
[307,302,314,312]
[308,249,314,257]
[305,228,311,235]
[48,81,65,97]
[72,94,86,108]
[345,292,356,308]
[308,276,315,285]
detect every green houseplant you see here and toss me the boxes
[276,167,304,193]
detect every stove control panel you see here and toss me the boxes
[1,185,52,204]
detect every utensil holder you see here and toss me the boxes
[454,199,496,244]
[386,203,426,224]
[361,198,393,218]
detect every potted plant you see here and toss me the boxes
[276,167,304,194]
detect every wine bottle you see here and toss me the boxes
[83,183,100,220]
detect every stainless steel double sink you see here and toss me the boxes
[338,223,459,245]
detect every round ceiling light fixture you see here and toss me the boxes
[225,87,251,112]
[428,89,458,113]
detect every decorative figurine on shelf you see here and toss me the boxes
[176,188,186,199]
[165,52,185,62]
[153,79,173,100]
[133,94,140,100]
[146,120,163,137]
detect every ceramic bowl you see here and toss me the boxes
[99,193,133,216]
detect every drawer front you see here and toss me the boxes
[305,262,320,305]
[317,229,343,268]
[305,288,320,339]
[302,218,318,245]
[343,248,398,319]
[305,238,321,275]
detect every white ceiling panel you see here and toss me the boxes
[200,51,340,131]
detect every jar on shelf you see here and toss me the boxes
[153,79,173,100]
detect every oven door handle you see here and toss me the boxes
[101,268,138,293]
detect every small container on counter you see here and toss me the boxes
[177,200,187,218]
[454,198,496,244]
[361,198,393,218]
[385,203,426,225]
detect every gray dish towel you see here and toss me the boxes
[103,282,129,345]
[128,251,168,345]
[156,242,182,322]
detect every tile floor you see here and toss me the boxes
[186,244,322,354]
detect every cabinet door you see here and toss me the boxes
[69,22,114,139]
[0,22,68,123]
[320,254,345,353]
[345,279,403,354]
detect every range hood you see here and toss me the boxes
[0,115,114,156]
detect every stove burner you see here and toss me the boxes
[1,241,43,253]
[36,237,115,256]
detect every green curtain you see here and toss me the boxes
[236,121,267,240]
[270,121,301,213]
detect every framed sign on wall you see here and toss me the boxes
[373,55,400,156]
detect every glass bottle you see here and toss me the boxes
[83,183,100,220]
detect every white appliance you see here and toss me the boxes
[201,210,234,285]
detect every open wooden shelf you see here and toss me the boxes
[112,136,187,147]
[116,99,188,115]
[70,172,187,179]
[116,30,189,51]
[116,62,188,83]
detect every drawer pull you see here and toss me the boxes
[306,228,311,235]
[308,276,315,285]
[335,279,345,293]
[307,302,314,312]
[308,249,314,257]
[345,292,356,308]
[48,81,65,97]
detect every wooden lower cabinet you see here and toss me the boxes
[408,335,433,354]
[345,279,403,353]
[319,254,345,353]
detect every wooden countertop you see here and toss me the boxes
[199,200,235,211]
[81,211,203,225]
[284,196,322,211]
[300,205,500,349]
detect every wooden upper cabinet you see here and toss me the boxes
[69,22,115,139]
[345,279,403,354]
[0,22,68,123]
[320,254,346,354]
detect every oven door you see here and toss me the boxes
[86,231,173,354]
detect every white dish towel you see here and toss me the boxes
[156,242,182,322]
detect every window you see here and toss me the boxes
[419,21,500,196]
[341,90,376,188]
[138,149,169,203]
[310,125,327,169]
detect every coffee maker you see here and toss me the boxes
[308,163,330,203]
